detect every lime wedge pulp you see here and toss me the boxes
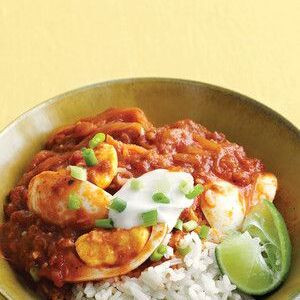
[215,200,292,295]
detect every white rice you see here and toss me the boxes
[72,232,249,300]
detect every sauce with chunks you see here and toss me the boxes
[0,107,266,299]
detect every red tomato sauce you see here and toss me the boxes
[0,108,264,299]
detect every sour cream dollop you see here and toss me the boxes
[109,169,194,232]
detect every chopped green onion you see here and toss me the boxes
[110,197,127,213]
[89,132,106,148]
[150,249,164,262]
[199,225,210,239]
[69,165,87,181]
[183,220,198,232]
[178,245,192,256]
[185,184,204,199]
[141,209,158,227]
[178,180,192,194]
[152,192,170,204]
[174,219,183,231]
[157,244,167,255]
[29,267,40,282]
[95,218,114,229]
[150,243,167,262]
[130,179,143,191]
[82,148,98,166]
[68,193,82,210]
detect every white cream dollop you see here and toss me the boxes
[109,169,194,231]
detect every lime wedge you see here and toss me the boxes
[215,200,291,295]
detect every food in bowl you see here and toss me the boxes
[0,107,291,299]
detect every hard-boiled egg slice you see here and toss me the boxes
[28,170,110,228]
[201,180,246,234]
[75,226,150,267]
[88,143,118,189]
[251,172,277,206]
[64,223,167,282]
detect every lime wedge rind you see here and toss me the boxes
[263,200,292,282]
[216,200,291,296]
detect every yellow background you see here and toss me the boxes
[1,0,299,130]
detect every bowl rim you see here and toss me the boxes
[0,77,299,140]
[0,77,299,299]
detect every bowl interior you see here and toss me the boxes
[0,78,299,299]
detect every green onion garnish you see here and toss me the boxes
[82,148,98,166]
[29,267,40,282]
[110,197,127,213]
[178,245,192,256]
[130,179,143,191]
[178,180,192,194]
[150,244,167,262]
[199,225,210,239]
[185,184,204,199]
[174,219,183,231]
[141,209,158,227]
[157,244,167,255]
[95,218,114,229]
[150,249,164,262]
[183,220,198,232]
[67,193,82,210]
[89,132,106,149]
[152,192,170,204]
[70,165,87,181]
